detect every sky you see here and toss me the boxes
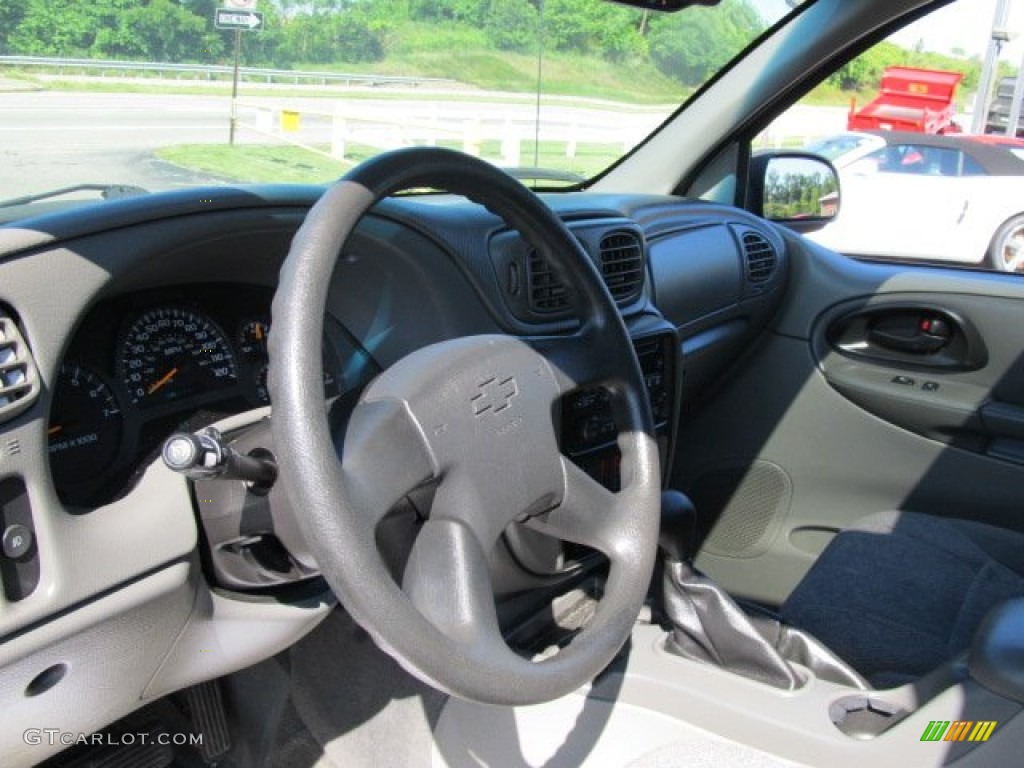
[887,1,1024,63]
[756,0,1024,64]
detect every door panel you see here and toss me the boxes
[672,233,1024,606]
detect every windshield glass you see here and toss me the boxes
[0,0,802,219]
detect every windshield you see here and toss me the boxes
[0,0,802,219]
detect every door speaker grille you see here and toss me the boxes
[691,461,791,558]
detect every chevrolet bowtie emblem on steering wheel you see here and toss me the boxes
[471,375,518,417]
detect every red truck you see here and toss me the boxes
[847,66,964,134]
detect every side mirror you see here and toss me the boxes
[748,151,840,233]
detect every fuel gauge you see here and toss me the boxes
[239,319,270,359]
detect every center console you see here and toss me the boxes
[561,331,676,490]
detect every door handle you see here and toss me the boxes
[867,313,954,355]
[827,304,985,371]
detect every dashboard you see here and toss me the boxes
[0,185,790,606]
[0,184,794,766]
[47,283,377,507]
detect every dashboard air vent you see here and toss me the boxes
[527,250,570,313]
[0,316,40,423]
[599,231,644,303]
[742,230,777,282]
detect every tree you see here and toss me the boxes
[485,0,537,53]
[0,0,30,54]
[276,8,385,65]
[540,0,646,61]
[8,0,133,57]
[648,0,762,86]
[94,0,222,61]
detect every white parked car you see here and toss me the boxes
[805,130,1024,272]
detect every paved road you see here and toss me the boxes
[0,92,244,200]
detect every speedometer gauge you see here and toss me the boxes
[119,308,237,407]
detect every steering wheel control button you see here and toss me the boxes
[891,375,916,387]
[2,524,33,560]
[922,381,941,392]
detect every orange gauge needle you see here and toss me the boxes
[147,367,179,396]
[48,424,63,436]
[255,324,264,341]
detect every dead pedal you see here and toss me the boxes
[183,680,232,763]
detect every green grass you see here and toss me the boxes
[0,40,686,105]
[156,139,623,185]
[156,144,352,184]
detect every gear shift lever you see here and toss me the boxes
[658,490,697,564]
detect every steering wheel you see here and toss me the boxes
[269,147,660,705]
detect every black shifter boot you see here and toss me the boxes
[657,491,866,690]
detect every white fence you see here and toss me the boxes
[235,100,668,166]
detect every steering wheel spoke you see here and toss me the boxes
[338,398,436,526]
[525,457,632,556]
[403,518,504,650]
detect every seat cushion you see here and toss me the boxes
[780,511,1024,688]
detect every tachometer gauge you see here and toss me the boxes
[48,363,123,498]
[119,308,238,407]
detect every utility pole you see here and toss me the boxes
[230,29,241,145]
[533,0,545,171]
[971,0,1010,134]
[1007,43,1024,136]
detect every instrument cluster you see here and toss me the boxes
[48,283,375,508]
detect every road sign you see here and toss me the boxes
[224,0,258,8]
[215,8,263,31]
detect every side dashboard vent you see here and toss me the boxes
[0,316,40,424]
[527,249,570,313]
[599,230,645,303]
[742,230,777,283]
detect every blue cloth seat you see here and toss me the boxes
[780,511,1024,688]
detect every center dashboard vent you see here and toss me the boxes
[0,316,40,424]
[528,250,570,313]
[741,230,778,282]
[527,229,645,314]
[599,230,644,303]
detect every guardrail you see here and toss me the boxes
[0,55,453,88]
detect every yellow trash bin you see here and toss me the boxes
[280,110,301,133]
